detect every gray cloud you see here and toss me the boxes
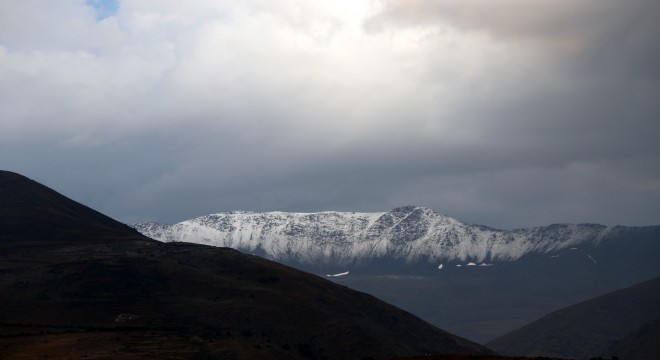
[1,0,658,229]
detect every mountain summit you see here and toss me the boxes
[0,170,143,242]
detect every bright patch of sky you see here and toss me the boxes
[86,0,118,20]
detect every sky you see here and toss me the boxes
[1,0,659,229]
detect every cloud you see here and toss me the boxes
[369,1,656,42]
[0,0,658,229]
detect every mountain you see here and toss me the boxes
[0,170,491,359]
[486,276,660,359]
[133,207,660,343]
[133,206,656,272]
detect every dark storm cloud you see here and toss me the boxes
[0,0,658,229]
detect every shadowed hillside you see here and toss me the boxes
[0,170,143,242]
[0,170,490,359]
[487,276,660,359]
[610,318,660,360]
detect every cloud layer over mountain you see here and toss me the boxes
[1,0,659,228]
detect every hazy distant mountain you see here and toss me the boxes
[0,170,490,359]
[133,207,660,343]
[487,276,660,359]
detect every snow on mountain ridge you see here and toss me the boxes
[133,206,615,266]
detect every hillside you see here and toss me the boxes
[0,170,490,359]
[610,318,660,360]
[0,170,147,244]
[487,276,660,359]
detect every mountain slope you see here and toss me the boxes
[0,170,490,359]
[486,276,660,358]
[0,170,143,242]
[610,318,660,360]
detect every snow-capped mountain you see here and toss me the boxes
[133,206,660,342]
[132,206,621,268]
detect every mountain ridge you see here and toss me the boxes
[133,206,639,270]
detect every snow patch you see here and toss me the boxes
[586,254,598,264]
[326,271,349,277]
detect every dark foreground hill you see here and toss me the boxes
[0,170,490,359]
[487,275,660,359]
[0,170,142,242]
